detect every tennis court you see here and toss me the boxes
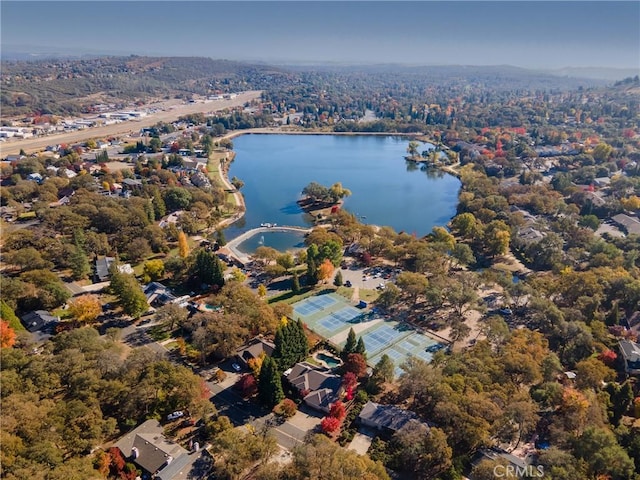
[292,292,448,378]
[367,326,446,378]
[293,294,338,318]
[292,293,363,338]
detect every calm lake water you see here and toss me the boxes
[226,134,460,241]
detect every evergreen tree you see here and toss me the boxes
[216,228,227,246]
[273,318,309,370]
[109,267,148,318]
[258,356,284,408]
[342,328,357,360]
[306,255,318,285]
[355,337,367,358]
[334,270,343,287]
[69,244,91,280]
[292,270,301,293]
[192,249,225,289]
[151,189,166,220]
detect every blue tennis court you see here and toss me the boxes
[294,302,322,317]
[307,295,337,308]
[361,325,407,355]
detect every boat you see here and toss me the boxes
[260,223,277,228]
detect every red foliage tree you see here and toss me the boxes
[235,374,257,397]
[329,400,346,421]
[598,349,617,367]
[342,371,357,391]
[344,353,368,379]
[320,416,341,434]
[345,387,354,401]
[273,398,297,418]
[0,320,16,348]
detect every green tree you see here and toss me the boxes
[273,318,309,370]
[69,245,90,281]
[372,354,395,384]
[109,268,148,318]
[342,328,357,361]
[191,249,225,289]
[258,356,284,408]
[215,228,227,246]
[334,270,343,286]
[291,270,301,294]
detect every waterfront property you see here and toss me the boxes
[226,134,461,238]
[291,293,447,377]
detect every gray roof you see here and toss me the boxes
[358,401,418,432]
[236,337,275,366]
[285,362,342,412]
[114,419,188,476]
[612,214,640,236]
[21,310,58,332]
[619,339,640,375]
[286,362,341,393]
[96,256,115,282]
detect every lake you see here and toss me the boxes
[226,134,460,240]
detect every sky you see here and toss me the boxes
[1,1,639,70]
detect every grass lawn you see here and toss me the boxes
[268,286,336,305]
[358,288,380,302]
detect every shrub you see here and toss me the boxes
[321,416,341,434]
[273,398,297,418]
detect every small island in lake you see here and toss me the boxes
[297,181,352,218]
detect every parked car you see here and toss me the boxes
[232,363,242,372]
[345,280,352,287]
[167,411,184,421]
[499,308,513,316]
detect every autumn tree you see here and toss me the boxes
[143,259,165,282]
[68,294,102,324]
[344,353,368,379]
[178,231,190,258]
[0,320,17,348]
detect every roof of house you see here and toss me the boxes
[236,337,275,365]
[21,310,58,332]
[114,419,188,475]
[302,387,339,412]
[358,401,419,432]
[285,362,341,393]
[122,178,143,186]
[611,214,640,235]
[96,256,115,282]
[144,282,176,305]
[475,448,531,470]
[619,340,640,363]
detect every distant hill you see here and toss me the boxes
[542,66,640,81]
[0,56,617,118]
[0,56,289,117]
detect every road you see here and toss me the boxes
[0,91,262,156]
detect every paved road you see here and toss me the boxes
[0,91,262,156]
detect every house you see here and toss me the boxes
[21,310,59,333]
[235,337,275,368]
[358,401,420,435]
[122,178,143,189]
[471,449,538,480]
[619,340,640,375]
[95,256,134,282]
[144,282,177,307]
[113,419,206,480]
[284,362,342,413]
[516,226,544,244]
[611,214,640,236]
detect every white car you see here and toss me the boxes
[167,411,184,421]
[232,363,242,372]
